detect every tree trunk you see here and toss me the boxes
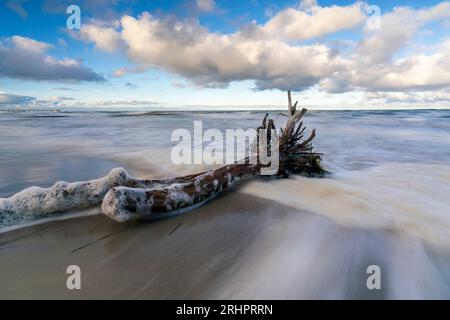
[0,91,325,224]
[101,91,325,222]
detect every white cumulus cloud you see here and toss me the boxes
[76,1,450,96]
[0,36,105,82]
[196,0,216,13]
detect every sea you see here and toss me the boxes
[1,108,450,298]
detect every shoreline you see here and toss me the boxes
[2,187,449,299]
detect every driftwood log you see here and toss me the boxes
[0,91,324,224]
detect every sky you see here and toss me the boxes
[0,0,449,110]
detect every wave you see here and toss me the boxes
[2,160,450,249]
[240,163,450,250]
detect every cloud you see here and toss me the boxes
[298,0,318,11]
[366,90,450,106]
[57,38,67,47]
[54,87,76,91]
[77,1,450,94]
[5,0,29,19]
[82,99,160,108]
[83,12,344,90]
[322,2,450,93]
[40,96,75,102]
[0,92,77,109]
[112,64,148,77]
[78,22,124,53]
[0,92,35,106]
[262,1,365,41]
[125,82,138,89]
[0,36,105,82]
[196,0,216,13]
[358,2,450,65]
[0,91,162,109]
[264,4,278,18]
[353,41,450,92]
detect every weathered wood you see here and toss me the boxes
[102,164,260,222]
[0,168,204,224]
[101,91,325,222]
[0,91,325,224]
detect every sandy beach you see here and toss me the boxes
[2,110,450,299]
[2,0,450,303]
[2,178,450,299]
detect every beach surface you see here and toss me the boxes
[2,178,450,299]
[1,109,450,299]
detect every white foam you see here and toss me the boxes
[240,163,450,249]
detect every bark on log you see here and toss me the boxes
[102,164,260,222]
[101,91,325,222]
[0,168,200,224]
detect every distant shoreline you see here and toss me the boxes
[1,108,450,113]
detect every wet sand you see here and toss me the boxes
[1,185,450,299]
[2,110,450,299]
